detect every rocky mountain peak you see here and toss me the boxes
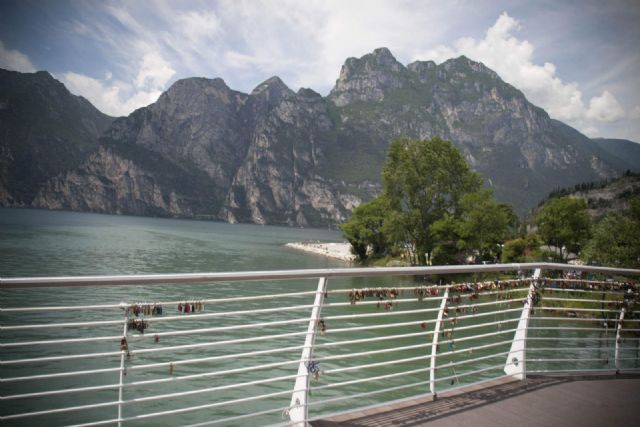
[156,77,239,108]
[296,87,322,99]
[441,55,499,80]
[329,47,408,106]
[370,47,403,68]
[166,76,230,93]
[250,76,293,106]
[407,59,436,73]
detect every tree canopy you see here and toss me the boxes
[583,197,640,268]
[340,195,388,260]
[341,137,513,265]
[535,196,591,261]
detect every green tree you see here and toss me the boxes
[382,137,482,264]
[456,189,516,262]
[535,196,591,261]
[340,195,389,260]
[430,190,515,264]
[583,197,640,268]
[430,213,463,265]
[501,234,542,263]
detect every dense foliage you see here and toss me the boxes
[341,137,515,265]
[501,234,542,263]
[583,197,640,268]
[535,197,591,261]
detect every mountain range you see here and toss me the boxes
[1,48,639,226]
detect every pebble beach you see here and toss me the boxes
[285,241,355,262]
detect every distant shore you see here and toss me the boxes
[285,241,355,262]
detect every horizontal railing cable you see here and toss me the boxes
[1,349,124,365]
[0,399,121,421]
[540,296,623,303]
[322,354,431,375]
[130,330,308,355]
[435,362,513,383]
[120,372,307,406]
[1,366,123,383]
[540,287,627,295]
[1,318,124,331]
[127,316,312,340]
[306,378,433,411]
[439,328,519,346]
[183,405,292,427]
[3,262,637,289]
[117,387,307,423]
[527,347,615,352]
[437,351,510,369]
[1,334,124,348]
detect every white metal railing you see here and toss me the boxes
[1,263,639,426]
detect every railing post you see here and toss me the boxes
[117,306,128,427]
[289,277,328,426]
[430,286,449,398]
[504,268,541,380]
[615,307,626,373]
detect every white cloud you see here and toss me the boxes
[630,106,640,120]
[134,52,176,91]
[586,90,625,123]
[0,40,36,72]
[59,52,175,117]
[582,126,600,137]
[86,0,453,93]
[178,10,221,43]
[413,12,628,134]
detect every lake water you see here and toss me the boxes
[0,208,348,277]
[1,208,635,426]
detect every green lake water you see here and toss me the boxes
[1,208,637,426]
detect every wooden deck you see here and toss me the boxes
[311,374,640,426]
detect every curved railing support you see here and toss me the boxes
[504,268,541,380]
[430,286,450,398]
[615,307,626,373]
[289,277,328,426]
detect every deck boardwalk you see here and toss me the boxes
[311,374,640,427]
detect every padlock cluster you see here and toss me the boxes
[127,318,149,333]
[318,318,326,336]
[348,287,400,305]
[414,286,440,301]
[306,360,321,380]
[445,302,481,315]
[540,278,637,292]
[126,303,163,317]
[178,301,205,313]
[449,279,532,294]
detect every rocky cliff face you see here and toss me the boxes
[220,77,358,225]
[29,74,362,226]
[0,69,114,206]
[33,146,193,216]
[3,48,638,225]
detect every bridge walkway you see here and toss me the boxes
[312,374,640,427]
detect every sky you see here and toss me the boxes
[1,0,639,142]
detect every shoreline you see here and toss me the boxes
[285,241,355,262]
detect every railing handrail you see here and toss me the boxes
[2,262,639,288]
